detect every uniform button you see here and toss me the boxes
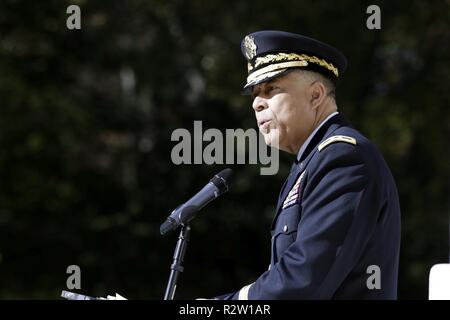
[300,162,304,170]
[283,225,288,233]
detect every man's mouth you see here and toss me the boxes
[259,119,271,130]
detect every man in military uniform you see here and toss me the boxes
[214,30,401,299]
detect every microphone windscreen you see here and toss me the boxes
[210,168,233,193]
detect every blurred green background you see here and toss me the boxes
[0,0,448,299]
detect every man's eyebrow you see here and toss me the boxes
[252,79,279,96]
[251,85,261,97]
[266,78,283,88]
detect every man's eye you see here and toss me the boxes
[268,85,278,92]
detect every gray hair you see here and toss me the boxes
[292,69,336,99]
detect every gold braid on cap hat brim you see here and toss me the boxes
[247,61,307,84]
[248,52,338,78]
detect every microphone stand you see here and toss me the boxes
[164,224,191,300]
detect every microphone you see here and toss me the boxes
[160,168,233,235]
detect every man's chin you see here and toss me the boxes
[262,132,281,150]
[261,132,271,145]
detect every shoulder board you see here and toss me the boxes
[318,135,357,152]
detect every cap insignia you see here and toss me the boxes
[244,35,257,60]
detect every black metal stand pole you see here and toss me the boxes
[164,225,191,300]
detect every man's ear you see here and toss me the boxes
[309,81,327,109]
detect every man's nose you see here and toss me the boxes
[252,96,268,112]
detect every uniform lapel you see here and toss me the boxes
[272,114,351,229]
[275,162,303,213]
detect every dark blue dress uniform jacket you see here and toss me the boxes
[217,114,401,300]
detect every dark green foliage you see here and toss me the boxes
[0,0,448,299]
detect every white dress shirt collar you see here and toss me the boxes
[296,112,339,161]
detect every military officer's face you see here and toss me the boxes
[251,70,320,154]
